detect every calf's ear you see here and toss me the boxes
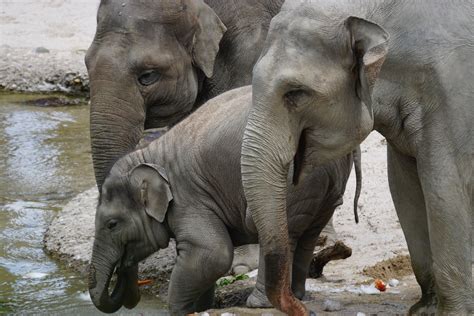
[129,164,172,223]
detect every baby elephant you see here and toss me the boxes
[88,86,354,315]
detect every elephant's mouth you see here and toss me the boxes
[89,253,141,313]
[145,105,193,128]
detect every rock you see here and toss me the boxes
[35,47,50,54]
[322,299,342,311]
[388,278,400,287]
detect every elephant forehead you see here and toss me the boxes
[267,21,347,68]
[98,0,193,33]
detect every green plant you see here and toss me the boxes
[216,273,249,287]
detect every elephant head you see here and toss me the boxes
[85,0,226,189]
[88,162,172,313]
[241,7,389,313]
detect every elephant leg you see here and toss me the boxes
[319,217,338,245]
[292,231,319,300]
[168,212,233,315]
[416,152,472,314]
[231,244,260,275]
[247,240,296,308]
[387,144,437,315]
[194,284,216,312]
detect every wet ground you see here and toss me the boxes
[0,93,165,314]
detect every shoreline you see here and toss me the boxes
[0,1,97,96]
[0,46,89,96]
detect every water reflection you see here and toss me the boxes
[0,95,95,313]
[0,95,168,314]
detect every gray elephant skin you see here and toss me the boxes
[88,86,354,315]
[85,0,283,188]
[85,0,360,292]
[241,0,473,315]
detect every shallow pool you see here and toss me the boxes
[0,93,167,315]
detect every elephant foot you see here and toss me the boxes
[231,244,259,275]
[246,287,272,308]
[408,295,437,316]
[232,264,251,275]
[308,241,352,278]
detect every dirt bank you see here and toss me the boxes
[0,1,97,94]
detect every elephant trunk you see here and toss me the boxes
[241,88,305,313]
[88,241,140,313]
[90,85,145,189]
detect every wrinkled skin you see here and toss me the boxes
[242,0,473,315]
[85,0,284,189]
[86,0,356,301]
[88,86,354,315]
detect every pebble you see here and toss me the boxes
[35,47,50,54]
[322,299,342,311]
[388,278,400,287]
[77,291,91,301]
[356,313,366,316]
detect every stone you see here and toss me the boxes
[35,47,50,54]
[322,299,342,312]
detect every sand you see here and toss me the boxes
[0,0,98,93]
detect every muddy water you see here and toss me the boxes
[0,94,166,314]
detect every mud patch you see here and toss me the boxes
[214,280,254,308]
[362,254,413,280]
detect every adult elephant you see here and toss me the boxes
[241,0,473,315]
[85,0,284,188]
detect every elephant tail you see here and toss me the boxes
[353,146,362,224]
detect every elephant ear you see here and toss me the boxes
[191,0,227,78]
[346,16,389,112]
[129,164,173,223]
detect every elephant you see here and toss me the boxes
[88,86,356,315]
[85,0,360,285]
[241,0,473,315]
[85,0,284,189]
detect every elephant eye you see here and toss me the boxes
[138,70,161,86]
[106,219,118,230]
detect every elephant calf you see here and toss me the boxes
[88,86,354,315]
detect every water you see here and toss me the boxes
[0,94,167,315]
